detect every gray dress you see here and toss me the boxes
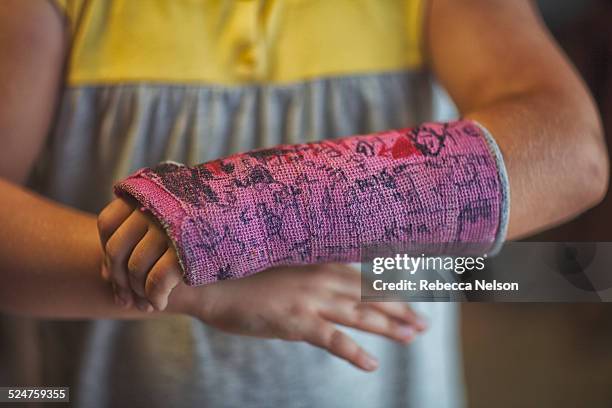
[9,74,466,407]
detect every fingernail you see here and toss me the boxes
[362,355,379,371]
[136,301,147,312]
[136,299,154,313]
[139,303,153,313]
[398,325,415,339]
[415,317,428,331]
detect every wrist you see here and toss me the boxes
[165,282,199,316]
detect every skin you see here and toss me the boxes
[0,0,608,370]
[0,178,423,371]
[100,0,609,312]
[0,1,425,372]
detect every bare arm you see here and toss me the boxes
[96,0,610,311]
[0,178,196,318]
[0,0,192,318]
[428,0,609,239]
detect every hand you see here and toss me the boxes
[181,263,427,371]
[97,197,181,311]
[98,198,427,371]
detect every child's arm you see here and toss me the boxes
[1,178,424,370]
[101,119,507,314]
[100,0,608,312]
[0,0,158,318]
[0,179,188,318]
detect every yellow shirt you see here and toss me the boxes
[29,5,467,407]
[51,0,426,85]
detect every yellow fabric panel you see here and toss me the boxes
[51,0,426,85]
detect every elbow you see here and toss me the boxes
[571,124,609,213]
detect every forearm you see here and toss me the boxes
[0,178,193,318]
[115,119,507,285]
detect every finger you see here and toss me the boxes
[101,260,110,281]
[105,211,149,306]
[97,198,137,248]
[134,296,154,313]
[145,248,183,311]
[303,320,379,371]
[368,302,428,331]
[105,209,150,287]
[320,297,417,344]
[127,228,168,297]
[326,266,424,331]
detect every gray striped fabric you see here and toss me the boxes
[19,72,466,407]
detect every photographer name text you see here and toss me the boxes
[372,279,519,292]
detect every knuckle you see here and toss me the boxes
[389,322,403,337]
[96,212,109,234]
[127,255,143,279]
[104,239,120,263]
[279,324,303,342]
[385,303,402,315]
[288,303,309,318]
[150,298,164,311]
[306,271,329,290]
[327,329,345,351]
[145,269,167,297]
[344,310,359,326]
[351,346,365,364]
[354,306,371,325]
[147,271,163,291]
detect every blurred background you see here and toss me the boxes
[462,0,612,406]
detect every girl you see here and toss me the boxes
[0,0,606,407]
